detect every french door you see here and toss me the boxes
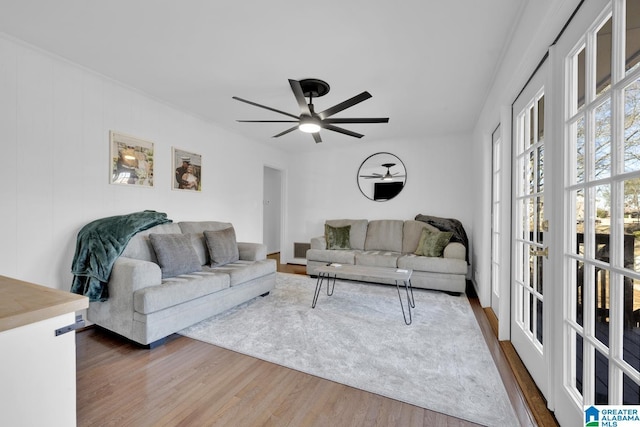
[553,0,640,425]
[512,62,551,399]
[491,125,503,317]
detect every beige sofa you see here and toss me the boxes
[306,219,468,294]
[88,221,276,347]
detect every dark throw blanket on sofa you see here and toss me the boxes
[70,210,172,301]
[415,214,469,263]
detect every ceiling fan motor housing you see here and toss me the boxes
[299,78,330,98]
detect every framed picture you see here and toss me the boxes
[110,131,154,187]
[172,147,202,191]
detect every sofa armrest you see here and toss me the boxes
[443,242,466,261]
[238,242,267,261]
[110,256,162,294]
[310,236,326,250]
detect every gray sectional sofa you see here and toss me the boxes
[88,221,276,347]
[306,219,468,294]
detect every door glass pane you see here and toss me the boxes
[595,98,612,179]
[595,349,609,404]
[624,178,640,239]
[529,105,535,146]
[623,372,640,405]
[626,0,640,74]
[536,299,543,344]
[622,275,640,375]
[595,185,611,254]
[596,17,612,96]
[576,189,585,256]
[594,268,610,345]
[529,151,535,194]
[577,260,585,327]
[537,196,544,244]
[624,78,640,173]
[577,116,586,182]
[535,251,543,293]
[537,145,544,192]
[575,331,584,395]
[538,96,545,141]
[578,48,586,110]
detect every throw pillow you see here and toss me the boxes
[414,228,453,257]
[204,227,240,267]
[149,233,202,279]
[325,224,351,250]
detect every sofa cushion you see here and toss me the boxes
[133,271,230,314]
[205,259,276,287]
[398,253,468,275]
[325,219,368,250]
[402,220,440,253]
[364,220,404,252]
[306,249,356,265]
[325,224,351,250]
[204,227,240,267]
[149,233,202,279]
[121,223,182,262]
[415,229,453,257]
[355,250,400,268]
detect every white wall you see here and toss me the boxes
[285,134,474,263]
[0,35,290,291]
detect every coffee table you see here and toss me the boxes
[311,264,415,325]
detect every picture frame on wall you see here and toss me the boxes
[110,131,154,187]
[172,147,202,192]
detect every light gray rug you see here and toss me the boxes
[179,273,518,426]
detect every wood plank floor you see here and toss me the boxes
[76,256,558,426]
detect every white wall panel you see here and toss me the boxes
[0,35,289,290]
[0,37,18,278]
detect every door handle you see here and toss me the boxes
[530,246,548,259]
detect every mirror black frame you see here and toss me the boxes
[357,152,407,201]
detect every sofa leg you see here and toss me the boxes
[143,337,167,349]
[444,291,462,297]
[260,291,270,297]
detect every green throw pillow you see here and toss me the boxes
[415,228,453,257]
[325,224,351,250]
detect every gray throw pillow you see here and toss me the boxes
[204,227,240,266]
[325,224,351,250]
[414,228,453,257]
[149,233,202,279]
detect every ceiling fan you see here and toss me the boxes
[232,79,389,143]
[359,163,406,181]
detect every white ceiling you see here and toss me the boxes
[0,0,525,152]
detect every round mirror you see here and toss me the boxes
[357,152,407,201]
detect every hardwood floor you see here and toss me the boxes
[75,255,558,426]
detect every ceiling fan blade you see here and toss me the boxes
[237,120,299,123]
[323,117,389,124]
[323,124,364,139]
[312,132,322,143]
[232,96,299,120]
[272,126,299,138]
[289,79,311,116]
[318,91,372,119]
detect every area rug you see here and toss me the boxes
[179,273,518,426]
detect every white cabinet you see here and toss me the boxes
[0,276,88,427]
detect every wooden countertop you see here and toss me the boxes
[0,275,89,333]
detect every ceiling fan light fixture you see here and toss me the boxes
[298,117,321,133]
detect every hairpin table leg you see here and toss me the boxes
[396,279,414,325]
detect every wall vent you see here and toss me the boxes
[294,242,311,259]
